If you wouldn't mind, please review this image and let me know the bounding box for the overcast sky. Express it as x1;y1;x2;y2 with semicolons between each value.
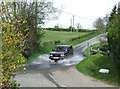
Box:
42;0;120;29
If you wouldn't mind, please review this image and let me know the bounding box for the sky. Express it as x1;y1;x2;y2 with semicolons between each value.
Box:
42;0;120;29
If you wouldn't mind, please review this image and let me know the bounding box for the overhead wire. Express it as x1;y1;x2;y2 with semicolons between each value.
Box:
61;10;95;20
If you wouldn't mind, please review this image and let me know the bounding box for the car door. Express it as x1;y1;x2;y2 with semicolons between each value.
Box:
67;47;72;57
70;46;73;55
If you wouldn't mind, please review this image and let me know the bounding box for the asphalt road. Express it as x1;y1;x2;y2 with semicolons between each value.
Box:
15;33;115;87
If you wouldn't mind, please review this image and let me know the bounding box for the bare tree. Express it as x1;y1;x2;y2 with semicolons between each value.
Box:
76;23;82;29
76;23;82;32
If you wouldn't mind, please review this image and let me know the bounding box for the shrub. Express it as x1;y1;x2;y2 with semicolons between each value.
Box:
1;3;29;88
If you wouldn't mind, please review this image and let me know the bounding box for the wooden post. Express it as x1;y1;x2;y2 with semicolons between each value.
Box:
90;45;92;51
88;42;90;56
98;47;100;52
107;48;110;56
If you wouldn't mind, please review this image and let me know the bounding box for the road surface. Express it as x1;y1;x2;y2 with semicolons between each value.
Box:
15;33;115;87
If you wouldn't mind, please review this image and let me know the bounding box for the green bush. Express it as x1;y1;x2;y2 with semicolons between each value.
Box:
108;15;120;68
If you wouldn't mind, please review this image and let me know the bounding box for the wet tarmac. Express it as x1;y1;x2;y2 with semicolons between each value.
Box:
25;33;106;72
25;45;86;72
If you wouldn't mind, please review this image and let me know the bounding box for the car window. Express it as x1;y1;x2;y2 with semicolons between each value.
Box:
68;47;71;51
70;46;73;49
55;47;67;52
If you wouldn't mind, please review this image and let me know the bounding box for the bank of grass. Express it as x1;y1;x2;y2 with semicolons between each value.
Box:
84;43;100;57
84;42;108;57
27;31;102;61
82;43;119;85
76;54;118;85
41;31;90;43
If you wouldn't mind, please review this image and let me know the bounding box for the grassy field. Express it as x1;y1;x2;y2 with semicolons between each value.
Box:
76;53;118;85
41;31;90;43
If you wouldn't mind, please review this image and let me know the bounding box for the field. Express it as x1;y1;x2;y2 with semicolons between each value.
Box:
41;31;90;43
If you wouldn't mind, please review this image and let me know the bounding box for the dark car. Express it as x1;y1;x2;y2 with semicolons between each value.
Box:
49;45;73;62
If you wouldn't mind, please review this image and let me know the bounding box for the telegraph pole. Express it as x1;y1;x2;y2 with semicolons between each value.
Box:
73;15;74;32
71;19;72;32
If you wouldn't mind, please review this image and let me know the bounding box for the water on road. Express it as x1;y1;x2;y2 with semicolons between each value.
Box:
27;53;85;71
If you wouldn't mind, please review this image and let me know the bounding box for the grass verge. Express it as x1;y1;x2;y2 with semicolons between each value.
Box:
76;54;118;86
84;43;100;57
84;42;108;57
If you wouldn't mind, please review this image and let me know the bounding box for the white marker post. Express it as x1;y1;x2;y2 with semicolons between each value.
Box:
118;1;120;14
88;42;90;56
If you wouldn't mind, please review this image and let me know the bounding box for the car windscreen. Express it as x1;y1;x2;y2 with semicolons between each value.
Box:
55;47;67;52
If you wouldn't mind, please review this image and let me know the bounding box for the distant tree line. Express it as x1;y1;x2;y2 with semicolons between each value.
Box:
42;28;97;32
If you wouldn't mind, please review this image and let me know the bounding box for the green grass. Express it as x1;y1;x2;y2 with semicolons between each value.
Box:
84;42;108;57
76;53;119;86
27;44;56;61
84;43;100;57
63;32;101;46
27;31;101;61
41;31;90;43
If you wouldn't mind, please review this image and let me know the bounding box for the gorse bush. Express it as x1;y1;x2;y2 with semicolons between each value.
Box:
1;2;29;88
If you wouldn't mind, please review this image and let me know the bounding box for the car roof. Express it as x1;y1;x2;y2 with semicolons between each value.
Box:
56;45;72;48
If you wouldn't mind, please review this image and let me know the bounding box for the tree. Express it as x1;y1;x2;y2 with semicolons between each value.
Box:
103;14;109;30
1;1;59;87
76;23;82;29
109;5;117;22
107;4;120;85
107;5;120;63
7;1;58;58
54;24;62;28
93;17;105;30
54;25;59;28
1;2;29;87
68;26;75;32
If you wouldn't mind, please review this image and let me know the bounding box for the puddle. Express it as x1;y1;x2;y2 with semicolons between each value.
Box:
27;54;86;70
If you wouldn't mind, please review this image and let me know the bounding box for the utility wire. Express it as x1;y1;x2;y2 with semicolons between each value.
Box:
62;10;95;20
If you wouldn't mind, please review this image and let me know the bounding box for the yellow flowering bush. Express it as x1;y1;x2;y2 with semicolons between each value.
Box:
1;2;29;88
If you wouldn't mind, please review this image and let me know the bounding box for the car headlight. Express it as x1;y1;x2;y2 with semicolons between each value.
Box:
50;54;53;56
61;54;65;56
